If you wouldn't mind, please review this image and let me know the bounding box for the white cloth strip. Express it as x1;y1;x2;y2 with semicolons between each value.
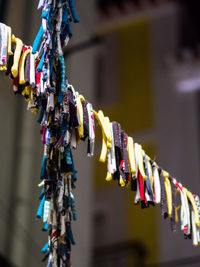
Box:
43;200;50;222
30;51;36;87
152;163;161;204
46;93;54;112
87;102;95;156
0;23;8;65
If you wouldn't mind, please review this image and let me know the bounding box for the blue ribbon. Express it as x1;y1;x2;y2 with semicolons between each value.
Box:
42;222;49;231
70;194;77;221
39;188;45;200
41;10;50;20
58;90;63;104
37;52;45;72
36;195;45;219
41;242;49;253
66;146;72;164
32;23;44;54
69;228;75;245
70;149;77;181
37;105;44;124
68;0;79;23
67;20;72;38
40;155;47;180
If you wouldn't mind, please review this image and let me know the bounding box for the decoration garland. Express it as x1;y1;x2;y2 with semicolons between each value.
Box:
0;0;200;266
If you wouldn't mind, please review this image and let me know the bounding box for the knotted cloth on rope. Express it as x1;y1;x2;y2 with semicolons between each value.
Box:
0;0;200;266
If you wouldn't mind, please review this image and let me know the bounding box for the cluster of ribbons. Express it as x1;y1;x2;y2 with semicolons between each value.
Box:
0;0;200;266
0;0;81;266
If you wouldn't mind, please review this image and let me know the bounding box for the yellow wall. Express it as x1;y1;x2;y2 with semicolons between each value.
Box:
93;19;159;264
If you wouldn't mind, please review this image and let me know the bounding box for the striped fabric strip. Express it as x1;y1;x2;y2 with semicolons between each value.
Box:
59;56;66;92
121;131;129;174
159;169;168;218
170;178;177;232
143;154;154;202
66;146;72;164
43;200;50;222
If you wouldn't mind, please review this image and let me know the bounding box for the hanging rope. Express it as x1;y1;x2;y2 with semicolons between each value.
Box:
0;0;200;266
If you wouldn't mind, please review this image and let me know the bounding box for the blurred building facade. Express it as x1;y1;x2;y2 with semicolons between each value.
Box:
1;0;200;267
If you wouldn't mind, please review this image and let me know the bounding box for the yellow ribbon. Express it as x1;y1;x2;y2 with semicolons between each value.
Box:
19;48;31;84
76;94;85;139
11;34;23;78
163;172;172;217
127;137;136;174
7;26;13;56
183;187;200;227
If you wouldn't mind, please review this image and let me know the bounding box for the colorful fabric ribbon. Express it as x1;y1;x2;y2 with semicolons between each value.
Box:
0;1;200;266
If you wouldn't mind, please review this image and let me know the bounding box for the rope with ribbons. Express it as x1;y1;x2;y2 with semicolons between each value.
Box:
0;0;200;266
